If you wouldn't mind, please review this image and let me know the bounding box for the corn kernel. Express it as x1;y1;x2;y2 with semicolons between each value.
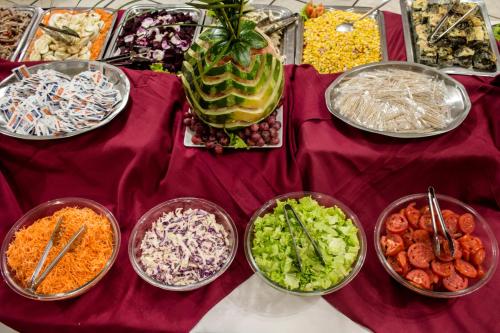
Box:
302;10;381;74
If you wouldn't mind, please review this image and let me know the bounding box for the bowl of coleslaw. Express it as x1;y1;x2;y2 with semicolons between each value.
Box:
128;197;238;291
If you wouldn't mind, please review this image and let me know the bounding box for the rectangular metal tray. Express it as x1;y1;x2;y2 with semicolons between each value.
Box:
295;6;388;66
103;4;205;61
400;0;500;77
17;7;118;61
1;6;43;61
203;4;296;65
184;107;284;149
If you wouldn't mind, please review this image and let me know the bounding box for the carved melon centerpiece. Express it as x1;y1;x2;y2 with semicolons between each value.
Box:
181;0;284;129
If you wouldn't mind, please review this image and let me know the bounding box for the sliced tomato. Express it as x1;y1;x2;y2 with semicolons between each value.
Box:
386;213;409;234
458;235;483;253
462;249;471;261
437;238;462;262
397;251;410;274
408;242;435;269
418;214;433;232
388;251;409;275
431;260;454;277
443;271;468;291
412;229;431;245
420;205;430;215
425;268;440;285
476;265;486;278
444;214;459;235
441;209;456;218
406;269;431;289
454;259;478;278
405;203;421;228
472;248;485;266
458;213;475;234
381;234;404;256
402;230;414;248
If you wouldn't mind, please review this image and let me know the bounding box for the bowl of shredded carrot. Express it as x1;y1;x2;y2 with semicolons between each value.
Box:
1;197;120;300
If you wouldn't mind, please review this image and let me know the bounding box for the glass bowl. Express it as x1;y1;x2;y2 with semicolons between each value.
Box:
375;193;499;298
129;197;238;291
1;197;121;301
244;191;367;296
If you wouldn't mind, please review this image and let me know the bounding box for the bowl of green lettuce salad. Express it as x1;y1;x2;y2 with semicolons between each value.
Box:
244;192;367;295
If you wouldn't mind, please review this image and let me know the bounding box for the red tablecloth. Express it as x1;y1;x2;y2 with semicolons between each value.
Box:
1;11;499;333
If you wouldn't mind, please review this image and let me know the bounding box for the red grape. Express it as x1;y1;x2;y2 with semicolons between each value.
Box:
191;135;202;145
259;122;269;131
250;124;259;132
270;137;279;145
273;121;281;130
214;144;223;154
251;133;261;142
269;128;278;138
267;116;276;126
257;138;265;147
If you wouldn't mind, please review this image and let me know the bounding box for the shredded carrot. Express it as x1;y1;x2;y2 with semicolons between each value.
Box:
6;207;114;295
26;8;114;60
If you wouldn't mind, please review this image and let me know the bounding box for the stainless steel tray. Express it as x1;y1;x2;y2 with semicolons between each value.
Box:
184;107;283;149
400;0;500;77
0;6;43;61
103;4;204;62
203;4;296;65
325;61;471;138
0;61;130;140
295;6;388;66
18;7;118;61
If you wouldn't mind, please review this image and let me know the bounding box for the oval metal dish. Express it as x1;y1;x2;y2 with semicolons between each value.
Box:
325;61;472;138
0;61;130;140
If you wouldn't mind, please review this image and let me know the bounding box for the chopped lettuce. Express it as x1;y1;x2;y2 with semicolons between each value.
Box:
494;24;500;41
252;196;360;291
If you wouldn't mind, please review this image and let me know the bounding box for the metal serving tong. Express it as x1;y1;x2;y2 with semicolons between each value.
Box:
100;51;150;66
28;217;87;292
257;13;299;35
39;23;80;42
427;186;455;257
283;203;326;272
428;0;479;44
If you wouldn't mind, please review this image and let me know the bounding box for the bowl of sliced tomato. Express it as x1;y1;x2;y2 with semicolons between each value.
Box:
375;193;498;298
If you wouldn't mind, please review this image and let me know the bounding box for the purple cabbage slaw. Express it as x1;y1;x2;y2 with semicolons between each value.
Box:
114;10;197;72
139;208;231;286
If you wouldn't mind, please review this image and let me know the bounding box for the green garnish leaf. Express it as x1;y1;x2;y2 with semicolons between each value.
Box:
240;29;267;49
231;41;251;67
228;132;248;148
208;39;230;62
150;63;169;73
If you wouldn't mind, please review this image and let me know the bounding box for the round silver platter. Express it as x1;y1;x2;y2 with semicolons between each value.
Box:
0;61;130;140
325;61;472;138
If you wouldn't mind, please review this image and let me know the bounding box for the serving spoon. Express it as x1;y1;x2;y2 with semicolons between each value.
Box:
336;0;391;33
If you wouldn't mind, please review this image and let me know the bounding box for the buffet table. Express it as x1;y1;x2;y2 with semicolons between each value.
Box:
0;11;499;333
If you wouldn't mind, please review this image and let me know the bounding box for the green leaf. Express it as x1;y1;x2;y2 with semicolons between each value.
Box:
208;40;230;63
200;27;229;42
239;19;256;32
227;132;248;148
150;63;169;73
240;29;267;49
231;41;251;67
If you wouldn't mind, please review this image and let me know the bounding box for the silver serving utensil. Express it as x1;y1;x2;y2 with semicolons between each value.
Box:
351;0;361;7
28;216;64;289
284;204;326;266
263;13;299;35
39;23;80;38
282;206;303;272
336;0;391;32
30;225;87;292
101;51;150;66
428;186;455;257
428;2;478;44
